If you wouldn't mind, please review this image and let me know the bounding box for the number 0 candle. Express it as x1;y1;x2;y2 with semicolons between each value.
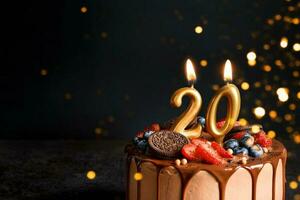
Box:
206;60;241;144
170;59;202;139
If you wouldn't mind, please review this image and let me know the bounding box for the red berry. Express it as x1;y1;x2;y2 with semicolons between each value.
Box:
191;138;208;146
136;131;144;138
150;123;160;132
254;131;272;147
231;131;247;140
216;119;240;129
196;143;227;165
181;144;201;161
211;142;233;158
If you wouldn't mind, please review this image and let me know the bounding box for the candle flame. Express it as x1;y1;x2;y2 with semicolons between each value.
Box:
224;59;232;82
185;59;197;82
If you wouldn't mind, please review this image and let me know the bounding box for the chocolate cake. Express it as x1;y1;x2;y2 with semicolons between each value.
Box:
125;122;287;200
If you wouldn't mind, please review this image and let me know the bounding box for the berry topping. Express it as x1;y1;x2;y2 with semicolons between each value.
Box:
248;144;264;157
136;131;144;138
211;142;233;158
254;131;272;147
196;143;227;165
223;139;239;150
181;144;201;161
239;135;255;148
231;131;250;140
150;123;161;132
233;147;249;155
216;120;240;129
137;140;148;151
190;138;209;146
144;131;154;139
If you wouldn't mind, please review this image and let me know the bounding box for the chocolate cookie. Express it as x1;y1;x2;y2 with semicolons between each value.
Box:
148;130;189;159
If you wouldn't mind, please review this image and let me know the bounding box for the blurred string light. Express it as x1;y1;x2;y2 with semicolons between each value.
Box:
267;130;276;138
200;59;208;67
86;170;96;180
276;87;289;102
241;82;250;90
280;37;288;48
247;51;257;66
290;181;298;189
253;107;265;119
251;125;261;133
238;118;248;126
293;43;300;52
80;6;88;13
269;110;278;119
194;26;203;34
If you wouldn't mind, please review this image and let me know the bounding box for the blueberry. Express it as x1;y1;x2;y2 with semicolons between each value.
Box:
239;135;255;148
144;131;154;139
248;144;264;158
137;139;148;151
233;147;249;155
197;116;206;127
223;139;239;150
132;137;140;145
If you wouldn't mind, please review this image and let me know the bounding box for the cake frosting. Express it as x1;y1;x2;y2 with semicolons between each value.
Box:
126;139;286;200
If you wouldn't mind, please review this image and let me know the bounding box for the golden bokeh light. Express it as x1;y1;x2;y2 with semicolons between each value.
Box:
253;107;266;119
263;65;272;72
267;130;276;138
276;87;289;102
293;71;300;78
280;37;288;48
269;110;277;119
251;125;261;133
194;26;203;34
134;172;143;181
80;6;88;13
238;118;248;126
40;69;48;76
86;170;96;180
248;60;256;66
95;127;103;135
200;59;208;67
265;85;272;91
293;43;300;52
247;51;256;61
289;103;296;111
284;114;293;121
212;84;220;91
297;92;300;99
293;134;300;144
290;181;298;189
241;82;250;90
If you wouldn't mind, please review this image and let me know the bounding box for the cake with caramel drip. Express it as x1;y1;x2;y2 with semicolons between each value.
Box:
125;120;287;200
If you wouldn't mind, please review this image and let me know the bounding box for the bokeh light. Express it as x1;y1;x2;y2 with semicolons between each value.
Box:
280;37;288;48
86;170;96;180
253;107;266;119
194;26;203;34
134;172;143;181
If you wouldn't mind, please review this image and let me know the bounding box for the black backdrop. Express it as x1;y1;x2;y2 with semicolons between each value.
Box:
1;0;292;139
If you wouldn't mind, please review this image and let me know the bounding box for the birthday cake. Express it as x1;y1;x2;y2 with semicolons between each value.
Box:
125;60;287;200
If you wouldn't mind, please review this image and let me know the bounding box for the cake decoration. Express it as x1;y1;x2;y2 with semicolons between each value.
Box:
148;130;189;158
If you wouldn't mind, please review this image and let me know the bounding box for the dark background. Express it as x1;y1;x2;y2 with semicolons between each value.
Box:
1;0;300;199
3;0;298;140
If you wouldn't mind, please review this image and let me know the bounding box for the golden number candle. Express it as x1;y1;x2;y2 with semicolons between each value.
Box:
206;60;241;144
170;59;202;139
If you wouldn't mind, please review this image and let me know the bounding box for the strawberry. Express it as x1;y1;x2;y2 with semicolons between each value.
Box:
211;141;233;158
191;138;208;146
150;123;160;132
181;144;201;161
196;143;227;165
231;131;247;140
254;131;272;147
216;119;240;129
136;131;144;138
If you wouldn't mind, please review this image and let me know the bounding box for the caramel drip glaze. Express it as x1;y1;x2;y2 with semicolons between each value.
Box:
126;139;287;200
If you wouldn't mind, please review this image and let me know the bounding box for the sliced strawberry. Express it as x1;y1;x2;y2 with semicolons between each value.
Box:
150;123;160;131
136;131;144;138
216;119;240;129
181;144;201;161
196;144;227;165
211;142;233;158
191;138;208;146
231;131;247;140
254;131;272;147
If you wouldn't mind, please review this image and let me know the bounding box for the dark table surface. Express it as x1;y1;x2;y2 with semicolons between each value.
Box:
0;139;298;200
